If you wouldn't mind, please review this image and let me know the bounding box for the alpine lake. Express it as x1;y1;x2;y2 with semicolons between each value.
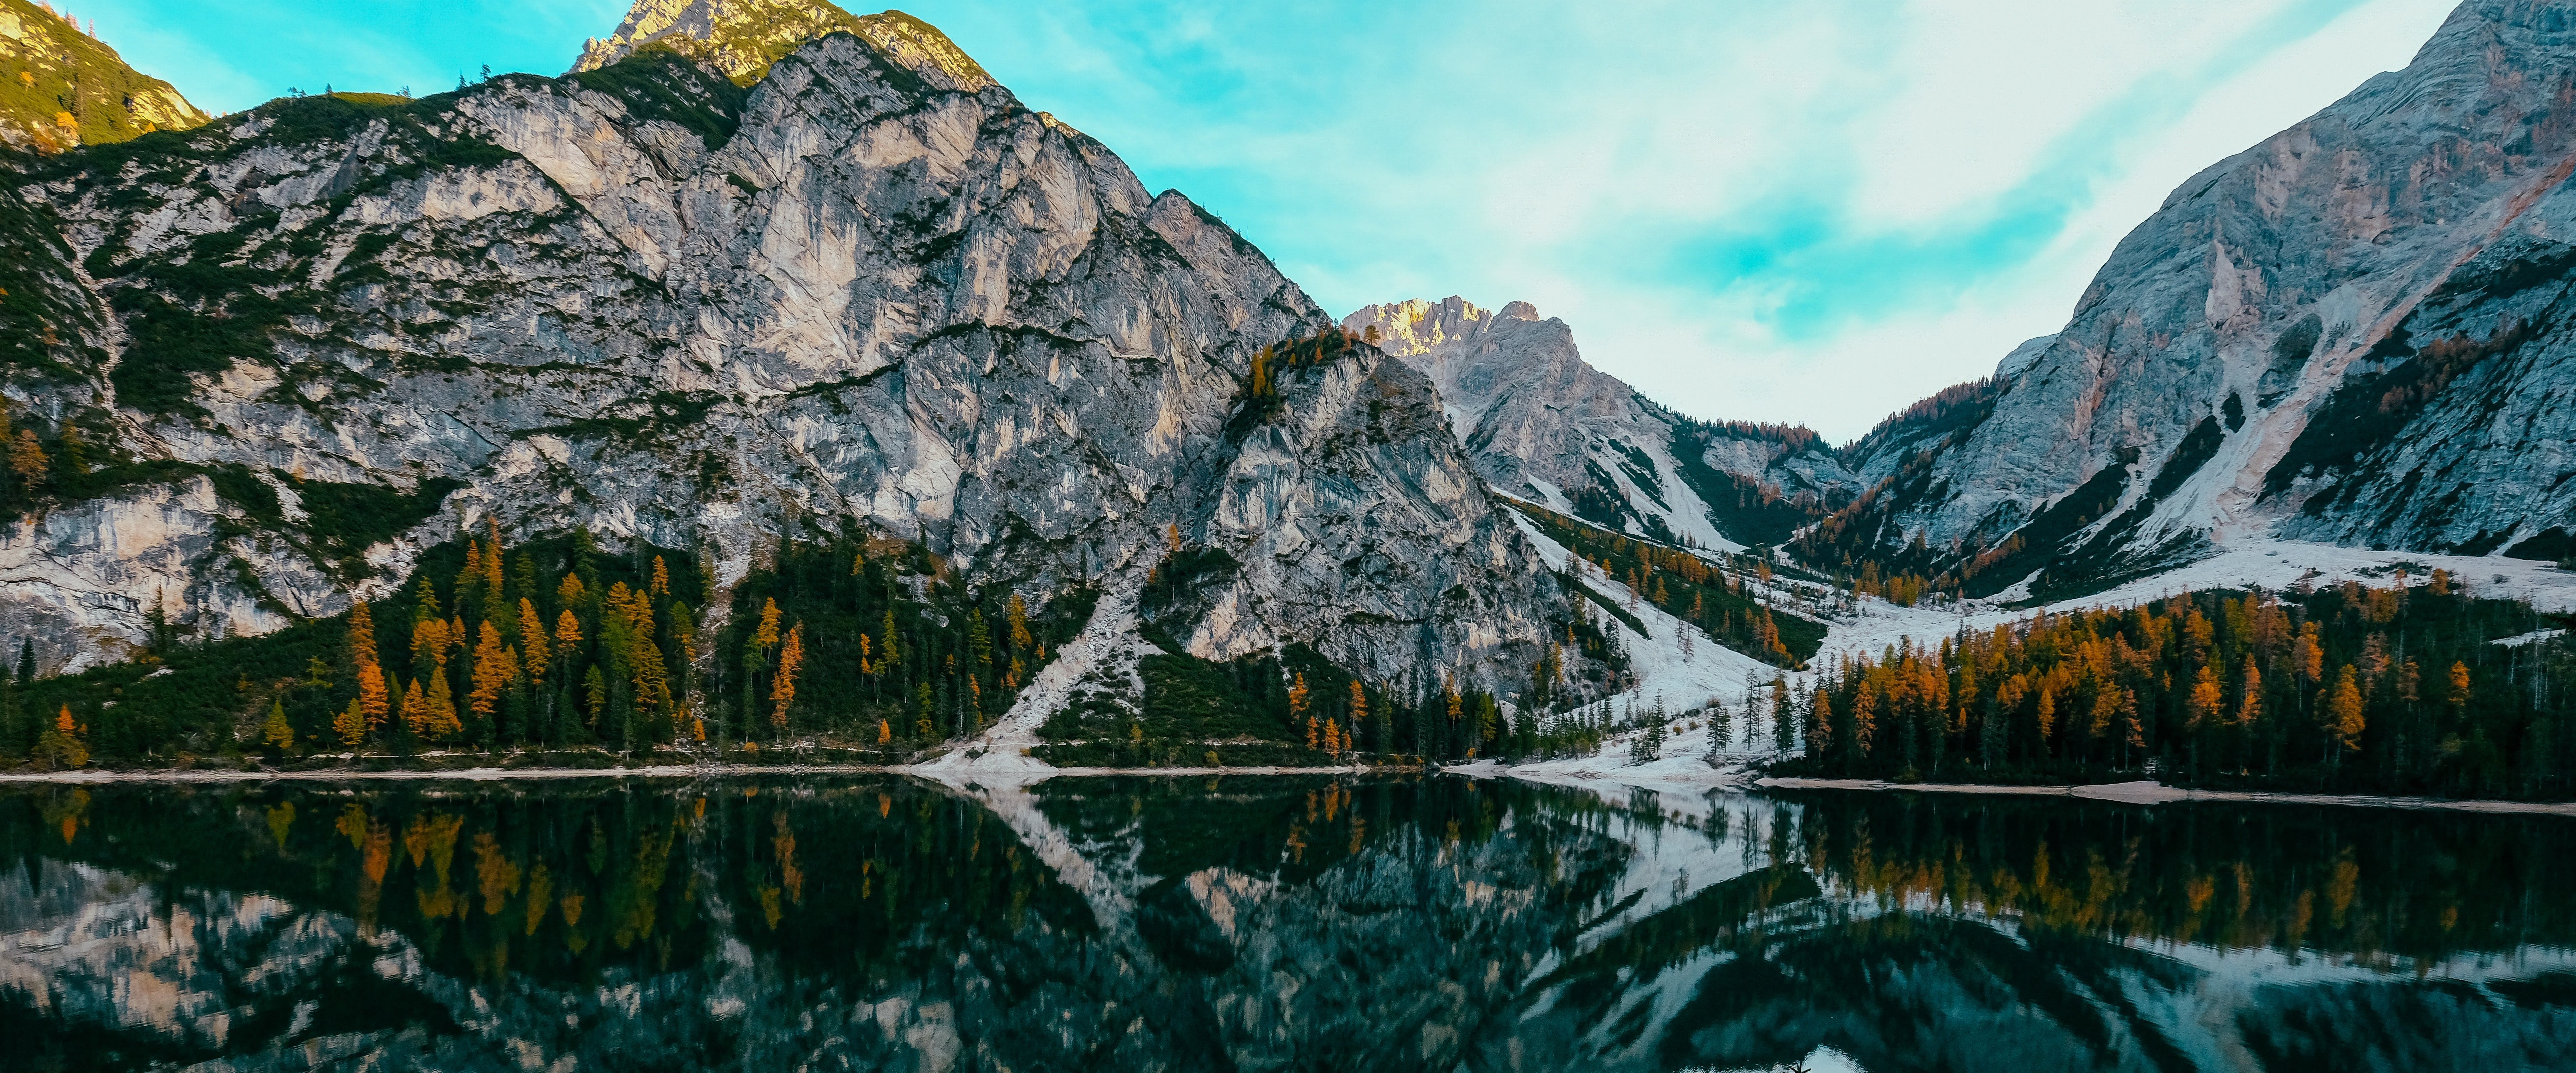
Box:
3;773;2572;1072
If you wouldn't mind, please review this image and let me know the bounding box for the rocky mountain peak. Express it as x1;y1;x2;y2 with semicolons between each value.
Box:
1342;296;1857;551
571;0;992;90
1774;0;2576;601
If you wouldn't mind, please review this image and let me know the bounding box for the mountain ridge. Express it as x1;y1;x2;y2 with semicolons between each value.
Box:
0;8;1595;725
0;0;205;152
572;0;992;90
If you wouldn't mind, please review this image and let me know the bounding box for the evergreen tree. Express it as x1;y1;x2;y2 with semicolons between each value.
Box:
35;704;85;768
262;698;294;754
0;670;21;757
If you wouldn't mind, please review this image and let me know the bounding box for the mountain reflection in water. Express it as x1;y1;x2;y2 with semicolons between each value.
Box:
0;776;2569;1072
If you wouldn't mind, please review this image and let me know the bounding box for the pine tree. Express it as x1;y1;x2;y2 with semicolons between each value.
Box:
1773;676;1796;752
334;698;368;749
2186;666;2223;731
2327;665;2366;761
604;583;669;744
397;678;422;738
412;615;447;673
36;704;85;768
262;697;295;754
583;665;608;733
469;622;513;725
1006;594;1032;652
8;429;45;484
460;540;485;603
482;519;505;601
349;603;388;733
771;622;805;731
650;555;670;596
424;671;461;741
518;599;550;680
0;671;20;757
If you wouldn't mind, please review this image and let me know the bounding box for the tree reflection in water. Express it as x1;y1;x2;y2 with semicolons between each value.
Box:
0;777;2568;1071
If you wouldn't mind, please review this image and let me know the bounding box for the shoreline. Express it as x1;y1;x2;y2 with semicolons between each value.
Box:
1753;776;2576;816
5;762;2571;816
0;759;1419;785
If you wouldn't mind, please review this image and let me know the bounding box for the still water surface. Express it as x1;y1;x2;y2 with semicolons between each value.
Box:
1;775;2571;1072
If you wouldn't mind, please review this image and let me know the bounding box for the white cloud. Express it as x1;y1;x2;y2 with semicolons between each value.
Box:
2034;0;2461;285
1299;0;2461;441
1845;0;2298;229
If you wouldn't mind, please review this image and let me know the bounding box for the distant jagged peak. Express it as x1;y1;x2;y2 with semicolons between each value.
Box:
1342;296;1551;357
571;0;994;91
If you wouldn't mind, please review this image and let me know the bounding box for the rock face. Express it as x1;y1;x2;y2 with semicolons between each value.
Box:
1343;296;1857;549
572;0;991;89
0;0;205;152
1819;0;2576;593
0;1;1573;689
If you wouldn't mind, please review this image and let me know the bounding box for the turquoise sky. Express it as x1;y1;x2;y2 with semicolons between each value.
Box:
66;0;2461;439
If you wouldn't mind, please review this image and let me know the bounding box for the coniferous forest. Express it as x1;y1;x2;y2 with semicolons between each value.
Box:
1768;571;2576;800
0;524;1105;767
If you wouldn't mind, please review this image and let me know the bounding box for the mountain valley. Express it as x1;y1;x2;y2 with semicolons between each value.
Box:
0;0;2574;784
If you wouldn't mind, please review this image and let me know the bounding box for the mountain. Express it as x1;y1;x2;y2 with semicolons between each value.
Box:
1342;297;1859;549
0;0;205;152
1803;0;2576;598
572;0;990;89
0;1;1580;705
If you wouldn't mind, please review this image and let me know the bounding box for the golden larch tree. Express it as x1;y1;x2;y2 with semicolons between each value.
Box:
469;622;514;721
518;598;550;680
2327;665;2366;756
771;622;806;729
10;429;49;482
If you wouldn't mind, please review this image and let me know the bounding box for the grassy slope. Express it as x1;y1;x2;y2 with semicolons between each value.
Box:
0;0;206;151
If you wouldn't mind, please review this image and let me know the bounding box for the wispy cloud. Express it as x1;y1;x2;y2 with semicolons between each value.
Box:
931;0;2458;440
79;0;2460;440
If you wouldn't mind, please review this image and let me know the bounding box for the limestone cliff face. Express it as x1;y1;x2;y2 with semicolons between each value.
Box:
0;5;1572;690
1343;296;1855;550
1825;0;2576;591
0;0;205;152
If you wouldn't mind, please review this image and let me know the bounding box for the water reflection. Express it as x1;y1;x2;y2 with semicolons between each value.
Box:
0;777;2569;1071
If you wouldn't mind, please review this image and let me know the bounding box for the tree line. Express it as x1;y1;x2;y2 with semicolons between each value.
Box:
1764;572;2576;799
0;524;1097;766
1515;502;1822;668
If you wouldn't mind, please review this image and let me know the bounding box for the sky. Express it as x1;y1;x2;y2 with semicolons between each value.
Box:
62;0;2463;441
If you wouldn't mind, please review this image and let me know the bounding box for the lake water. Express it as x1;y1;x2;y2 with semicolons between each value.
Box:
2;774;2572;1072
